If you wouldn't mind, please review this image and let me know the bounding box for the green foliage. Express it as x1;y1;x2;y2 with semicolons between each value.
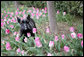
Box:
54;1;83;16
18;1;47;8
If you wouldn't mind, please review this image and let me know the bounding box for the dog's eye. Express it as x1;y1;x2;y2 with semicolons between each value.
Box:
22;21;24;23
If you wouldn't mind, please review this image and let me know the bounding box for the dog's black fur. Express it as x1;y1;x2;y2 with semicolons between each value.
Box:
17;15;36;42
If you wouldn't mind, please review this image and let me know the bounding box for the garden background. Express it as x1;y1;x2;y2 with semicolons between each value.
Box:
1;1;83;56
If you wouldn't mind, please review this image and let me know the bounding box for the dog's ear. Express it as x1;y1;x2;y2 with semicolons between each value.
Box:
17;17;21;24
27;15;30;20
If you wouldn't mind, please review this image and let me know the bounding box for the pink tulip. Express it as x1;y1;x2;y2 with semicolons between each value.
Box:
28;10;32;13
23;14;27;19
57;10;59;14
7;21;9;24
36;13;39;16
4;17;6;19
6;15;8;17
35;37;40;41
10;12;14;15
15;11;18;15
6;42;12;50
1;19;4;21
33;28;37;33
4;22;6;25
10;25;14;28
36;16;39;19
15;36;20;42
33;10;36;13
63;12;66;15
77;33;83;39
27;33;31;37
44;7;47;11
42;9;44;12
13;19;16;23
24;37;27;43
35;37;42;48
44;10;47;13
10;14;12;17
19;11;22;14
36;8;39;13
11;19;13;22
49;41;54;48
5;29;10;34
70;27;74;32
22;11;25;15
8;19;11;21
16;48;21;53
47;53;52;56
4;19;6;21
64;46;70;52
17;8;19;10
32;7;35;10
39;12;42;16
61;34;65;39
31;13;34;16
71;32;76;38
31;13;34;18
4;11;6;13
43;14;46;17
1;13;3;15
46;27;50;33
1;22;4;27
21;50;25;55
13;32;18;36
55;36;58;41
81;40;83;47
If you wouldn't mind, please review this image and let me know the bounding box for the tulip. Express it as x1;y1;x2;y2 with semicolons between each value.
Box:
16;48;21;53
6;42;12;50
57;10;59;14
24;37;27;43
46;27;50;33
33;28;37;33
63;12;66;15
61;34;65;39
55;36;58;41
15;36;19;42
77;33;83;39
47;53;52;56
35;37;42;48
49;41;54;48
70;27;74;32
71;32;76;38
64;46;70;52
5;29;10;34
27;33;31;37
81;40;83;47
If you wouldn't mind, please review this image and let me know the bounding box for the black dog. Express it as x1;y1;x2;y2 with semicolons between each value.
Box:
17;15;36;42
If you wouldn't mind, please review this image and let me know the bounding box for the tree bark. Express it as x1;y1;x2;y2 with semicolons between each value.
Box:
14;1;18;9
47;1;58;34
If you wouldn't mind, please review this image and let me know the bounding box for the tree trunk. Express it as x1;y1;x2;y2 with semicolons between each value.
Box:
14;1;18;9
47;1;58;34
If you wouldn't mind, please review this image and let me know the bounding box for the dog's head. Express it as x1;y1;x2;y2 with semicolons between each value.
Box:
17;15;32;30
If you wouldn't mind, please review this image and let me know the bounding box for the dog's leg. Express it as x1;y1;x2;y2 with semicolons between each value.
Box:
31;32;35;39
